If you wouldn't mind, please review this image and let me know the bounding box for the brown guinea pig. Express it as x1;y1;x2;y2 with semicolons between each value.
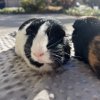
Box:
72;16;100;78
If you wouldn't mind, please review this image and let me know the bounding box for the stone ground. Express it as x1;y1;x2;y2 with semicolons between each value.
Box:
0;14;100;100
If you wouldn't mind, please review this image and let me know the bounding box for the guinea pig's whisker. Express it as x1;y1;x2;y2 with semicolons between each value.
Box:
51;53;62;58
51;49;62;53
48;24;53;37
50;48;62;51
53;57;62;65
52;51;63;56
62;44;69;47
48;38;62;49
64;52;70;56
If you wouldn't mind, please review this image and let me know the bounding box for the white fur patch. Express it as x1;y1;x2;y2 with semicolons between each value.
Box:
31;22;52;63
15;20;33;57
15;30;27;57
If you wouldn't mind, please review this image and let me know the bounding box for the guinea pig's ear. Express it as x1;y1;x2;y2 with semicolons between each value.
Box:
25;23;40;36
26;19;46;36
26;28;34;36
73;19;86;30
73;17;100;30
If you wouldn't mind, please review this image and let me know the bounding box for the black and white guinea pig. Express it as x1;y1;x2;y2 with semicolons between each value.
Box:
15;18;71;73
72;16;100;78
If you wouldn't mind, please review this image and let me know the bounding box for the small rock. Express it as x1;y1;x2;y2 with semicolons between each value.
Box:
67;86;73;90
76;82;80;85
33;90;50;100
59;89;64;93
93;95;98;100
83;88;90;92
82;79;87;84
89;76;93;80
45;86;50;90
91;84;96;88
62;80;65;84
75;92;81;97
55;75;59;79
67;96;71;100
49;93;55;99
53;83;57;87
96;81;100;84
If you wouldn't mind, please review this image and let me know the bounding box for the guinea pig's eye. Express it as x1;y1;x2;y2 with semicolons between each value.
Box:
47;38;63;49
57;44;63;48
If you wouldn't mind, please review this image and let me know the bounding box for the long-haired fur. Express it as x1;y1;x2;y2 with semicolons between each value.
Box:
72;16;100;78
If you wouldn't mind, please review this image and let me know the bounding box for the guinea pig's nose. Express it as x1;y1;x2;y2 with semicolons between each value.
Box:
33;52;44;58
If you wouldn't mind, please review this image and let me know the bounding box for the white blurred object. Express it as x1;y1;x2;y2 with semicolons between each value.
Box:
76;2;80;7
93;6;99;10
33;90;50;100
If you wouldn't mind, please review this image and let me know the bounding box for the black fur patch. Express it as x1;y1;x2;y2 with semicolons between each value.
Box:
72;17;100;63
46;21;70;67
19;18;36;30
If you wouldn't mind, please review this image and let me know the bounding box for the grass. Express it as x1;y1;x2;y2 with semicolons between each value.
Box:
65;6;100;17
0;6;63;14
0;7;25;14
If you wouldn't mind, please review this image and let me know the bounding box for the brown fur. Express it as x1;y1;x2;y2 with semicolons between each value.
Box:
88;35;100;77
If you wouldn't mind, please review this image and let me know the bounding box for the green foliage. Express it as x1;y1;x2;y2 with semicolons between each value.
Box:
21;0;46;13
65;6;100;16
0;7;24;14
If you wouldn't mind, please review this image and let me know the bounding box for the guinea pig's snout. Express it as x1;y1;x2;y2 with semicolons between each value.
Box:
33;52;44;58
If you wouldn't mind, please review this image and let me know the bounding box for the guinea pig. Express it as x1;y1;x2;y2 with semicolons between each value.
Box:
15;18;71;73
72;16;100;78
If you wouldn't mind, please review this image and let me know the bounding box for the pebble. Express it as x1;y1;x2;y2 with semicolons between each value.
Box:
67;86;73;90
59;89;64;93
93;95;99;100
33;90;50;100
91;84;96;88
83;88;90;92
67;96;71;100
82;79;87;84
75;92;81;97
49;93;55;99
55;75;59;79
76;82;80;85
53;83;57;87
89;76;93;80
45;86;50;90
96;81;100;84
62;80;65;84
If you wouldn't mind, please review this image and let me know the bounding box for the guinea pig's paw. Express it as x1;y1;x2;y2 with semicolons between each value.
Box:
15;39;19;55
54;66;66;74
15;47;20;56
38;64;53;74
